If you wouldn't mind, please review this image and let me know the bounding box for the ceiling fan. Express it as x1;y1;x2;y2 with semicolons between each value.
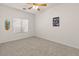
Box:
28;3;47;11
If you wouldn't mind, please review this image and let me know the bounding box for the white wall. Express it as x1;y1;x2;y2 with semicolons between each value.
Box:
0;4;35;43
35;4;79;48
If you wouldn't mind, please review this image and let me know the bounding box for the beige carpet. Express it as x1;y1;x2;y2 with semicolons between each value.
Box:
0;36;79;56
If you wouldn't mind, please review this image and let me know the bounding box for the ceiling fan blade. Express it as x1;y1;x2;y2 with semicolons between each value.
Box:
28;7;32;9
37;8;40;11
33;3;47;6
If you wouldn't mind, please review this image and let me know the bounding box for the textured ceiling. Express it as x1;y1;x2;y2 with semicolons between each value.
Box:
2;3;61;14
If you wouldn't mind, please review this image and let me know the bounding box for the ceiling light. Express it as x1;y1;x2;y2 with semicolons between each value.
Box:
32;5;39;9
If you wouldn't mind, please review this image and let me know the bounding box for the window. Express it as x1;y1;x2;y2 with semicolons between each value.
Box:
13;18;28;32
22;19;28;32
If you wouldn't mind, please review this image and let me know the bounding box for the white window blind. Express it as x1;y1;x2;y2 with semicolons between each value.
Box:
22;19;28;32
13;18;28;32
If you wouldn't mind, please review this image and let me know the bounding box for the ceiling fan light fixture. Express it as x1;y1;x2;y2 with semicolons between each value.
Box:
33;5;39;9
28;3;47;11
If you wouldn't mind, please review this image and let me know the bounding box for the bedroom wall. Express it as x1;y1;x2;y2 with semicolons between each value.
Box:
0;4;35;43
35;4;79;48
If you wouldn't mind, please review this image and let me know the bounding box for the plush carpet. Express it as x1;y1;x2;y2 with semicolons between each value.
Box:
0;36;79;56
